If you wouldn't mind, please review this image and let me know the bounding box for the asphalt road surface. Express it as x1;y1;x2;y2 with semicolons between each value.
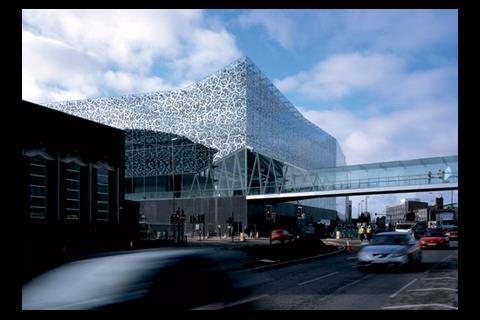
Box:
234;246;458;310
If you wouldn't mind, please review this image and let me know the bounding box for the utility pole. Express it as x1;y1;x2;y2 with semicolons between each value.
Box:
231;211;234;243
171;137;177;242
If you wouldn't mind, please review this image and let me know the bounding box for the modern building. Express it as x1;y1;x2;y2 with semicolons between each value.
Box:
18;101;139;282
386;200;429;225
39;57;346;237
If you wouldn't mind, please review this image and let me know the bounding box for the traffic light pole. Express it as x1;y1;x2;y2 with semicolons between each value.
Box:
231;211;234;243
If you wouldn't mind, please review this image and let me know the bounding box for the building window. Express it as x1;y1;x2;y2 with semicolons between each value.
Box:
29;157;46;219
96;167;109;221
65;162;81;220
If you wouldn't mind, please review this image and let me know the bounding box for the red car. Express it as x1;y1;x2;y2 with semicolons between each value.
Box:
419;229;449;249
271;229;293;243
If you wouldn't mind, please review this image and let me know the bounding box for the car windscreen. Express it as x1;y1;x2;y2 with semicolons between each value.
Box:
370;235;409;245
424;230;445;237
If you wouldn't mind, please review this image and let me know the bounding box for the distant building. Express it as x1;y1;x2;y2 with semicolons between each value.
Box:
413;208;428;221
386;200;428;225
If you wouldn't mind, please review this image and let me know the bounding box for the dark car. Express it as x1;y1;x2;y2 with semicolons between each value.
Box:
22;248;256;310
412;221;428;240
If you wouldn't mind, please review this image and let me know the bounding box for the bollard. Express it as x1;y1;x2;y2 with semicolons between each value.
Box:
346;240;352;252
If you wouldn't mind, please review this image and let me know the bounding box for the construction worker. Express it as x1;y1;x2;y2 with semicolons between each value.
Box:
366;225;373;241
358;224;366;241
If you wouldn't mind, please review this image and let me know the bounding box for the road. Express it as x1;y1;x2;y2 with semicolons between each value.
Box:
233;245;458;310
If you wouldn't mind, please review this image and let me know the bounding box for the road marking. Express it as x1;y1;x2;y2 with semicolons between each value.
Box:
259;259;279;263
298;271;339;286
248;247;345;271
336;274;370;292
389;278;418;299
407;287;458;292
420;277;457;281
381;303;457;310
346;256;357;260
192;294;270;310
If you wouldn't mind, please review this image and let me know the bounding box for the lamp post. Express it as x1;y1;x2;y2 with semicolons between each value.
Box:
171;137;178;242
365;196;370;221
361;200;364;215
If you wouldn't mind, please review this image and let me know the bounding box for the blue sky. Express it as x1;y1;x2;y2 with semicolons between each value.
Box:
22;9;458;218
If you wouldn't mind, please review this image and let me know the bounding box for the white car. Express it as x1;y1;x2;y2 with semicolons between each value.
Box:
357;232;422;270
395;223;414;233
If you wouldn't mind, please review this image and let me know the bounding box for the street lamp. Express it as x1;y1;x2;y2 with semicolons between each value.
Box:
171;137;178;241
365;195;370;214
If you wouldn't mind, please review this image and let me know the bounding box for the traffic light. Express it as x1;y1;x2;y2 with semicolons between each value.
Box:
297;206;304;219
265;205;272;220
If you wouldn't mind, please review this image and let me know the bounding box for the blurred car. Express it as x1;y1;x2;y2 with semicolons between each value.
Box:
357;232;422;270
419;228;449;249
271;229;293;243
395;223;414;233
22;248;256;310
444;227;458;241
412;221;428;240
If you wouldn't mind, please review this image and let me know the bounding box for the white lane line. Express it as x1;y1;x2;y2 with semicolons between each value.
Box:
318;274;371;302
420;277;457;281
192;294;270;310
407;288;458;292
297;271;339;286
222;294;270;309
381;303;458;310
389;278;418;299
249;247;345;271
336;274;370;292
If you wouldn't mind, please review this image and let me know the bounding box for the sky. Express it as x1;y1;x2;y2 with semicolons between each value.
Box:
21;9;458;218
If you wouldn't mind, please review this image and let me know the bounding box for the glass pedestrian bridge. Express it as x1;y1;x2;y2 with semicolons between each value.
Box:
246;155;458;201
126;154;457;202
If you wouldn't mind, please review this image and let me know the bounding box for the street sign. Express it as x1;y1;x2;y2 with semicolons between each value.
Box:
195;224;200;230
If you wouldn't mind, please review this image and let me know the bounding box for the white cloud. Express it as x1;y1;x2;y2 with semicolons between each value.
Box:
298;101;457;165
237;10;295;49
22;9;242;103
275;52;406;101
